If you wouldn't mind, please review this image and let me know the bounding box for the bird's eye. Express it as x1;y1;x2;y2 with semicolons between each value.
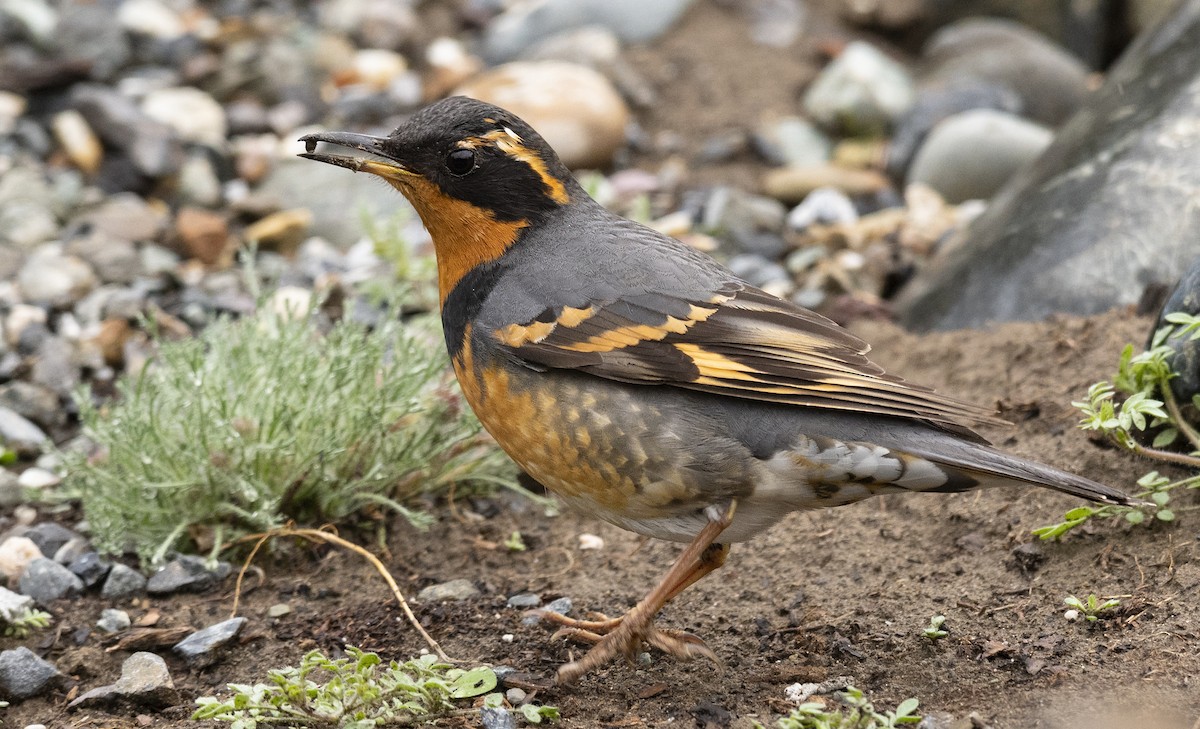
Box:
446;148;476;176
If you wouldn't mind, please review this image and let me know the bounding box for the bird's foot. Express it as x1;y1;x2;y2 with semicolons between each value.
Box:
533;606;717;685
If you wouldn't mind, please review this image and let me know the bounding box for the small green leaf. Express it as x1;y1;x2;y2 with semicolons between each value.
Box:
450;667;497;698
1152;428;1179;448
1156;508;1175;521
894;698;919;717
1125;510;1145;524
1064;506;1095;520
1152;491;1170;506
522;703;545;724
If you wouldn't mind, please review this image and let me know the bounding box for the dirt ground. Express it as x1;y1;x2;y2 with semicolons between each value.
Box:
7;3;1199;727
8;308;1199;728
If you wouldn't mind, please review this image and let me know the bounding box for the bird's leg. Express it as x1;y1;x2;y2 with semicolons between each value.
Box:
548;501;736;685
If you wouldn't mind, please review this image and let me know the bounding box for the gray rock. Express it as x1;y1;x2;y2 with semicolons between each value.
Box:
68;651;177;708
65;229;140;285
0;381;63;430
1155;255;1200;409
24;523;79;560
72;192;167;243
266;603;291;618
101;563;147;598
742;0;806;48
887;81;1024;179
258;158;415;248
897;2;1200;330
141;87;227;148
803;41;915;135
145;554;230;594
908;109;1053;203
727;254;792;293
0;166;57;246
71;85;183;178
752;116;833;168
0;407;47;457
524;596;572;626
481;707;517;729
787;188;859;231
0;585;34;622
31;337;81;396
176;153;222;207
920;18;1090;127
506;592;542;609
482;0;694;62
54;3;130;81
68;552;111;587
700;187;788;258
19;557;84;603
172;617;246;665
53;536;91;565
417;578;480;602
96;608;131;633
140;245;180;277
17;244;98;307
0;646;60;700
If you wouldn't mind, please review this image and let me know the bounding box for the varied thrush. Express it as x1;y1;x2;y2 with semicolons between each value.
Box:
300;96;1139;685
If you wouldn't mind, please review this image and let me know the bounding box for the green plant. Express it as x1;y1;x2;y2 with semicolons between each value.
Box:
1063;594;1120;623
1034;316;1200;540
922;614;947;640
2;608;51;637
503;530;527;552
63;297;519;566
193;647;557;727
767;687;920;729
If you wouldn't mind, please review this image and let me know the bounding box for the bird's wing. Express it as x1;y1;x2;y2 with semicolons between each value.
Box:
486;236;1004;430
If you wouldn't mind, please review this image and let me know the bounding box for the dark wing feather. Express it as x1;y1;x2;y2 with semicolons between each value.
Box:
478;212;1003;429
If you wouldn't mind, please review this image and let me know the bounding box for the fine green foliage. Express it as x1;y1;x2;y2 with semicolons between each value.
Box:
2;608;51;637
922;614;947;640
767;688;921;729
193;647;558;727
503;530;527;552
1034;316;1200;540
1064;594;1120;623
63;299;516;566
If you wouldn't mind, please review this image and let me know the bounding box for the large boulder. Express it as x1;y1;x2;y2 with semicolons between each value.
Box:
897;0;1200;331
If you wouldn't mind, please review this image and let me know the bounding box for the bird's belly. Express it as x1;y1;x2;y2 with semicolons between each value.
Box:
452;353;757;537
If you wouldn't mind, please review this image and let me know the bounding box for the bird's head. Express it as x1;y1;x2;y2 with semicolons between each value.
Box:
300;97;581;299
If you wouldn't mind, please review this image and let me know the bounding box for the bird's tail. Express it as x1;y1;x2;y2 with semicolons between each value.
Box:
909;440;1146;507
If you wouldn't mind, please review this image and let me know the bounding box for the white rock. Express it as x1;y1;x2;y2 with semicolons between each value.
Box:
141;87;227;148
0;585;34;622
455;61;629;169
351;49;408;91
0;537;43;586
17;244;98;307
17;468;60;489
5;304;47;347
0;91;28;136
578;533;605;550
118;0;186;38
803;41;915;134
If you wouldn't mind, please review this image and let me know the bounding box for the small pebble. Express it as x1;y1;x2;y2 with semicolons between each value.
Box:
18;468;61;490
96;608;131;633
501;633;514;643
267;603;292;618
417;578;480;602
172;617;246;665
506;687;527;703
506;592;542;609
1064;609;1080;621
578;534;604;550
102;563;148;598
480;707;517;729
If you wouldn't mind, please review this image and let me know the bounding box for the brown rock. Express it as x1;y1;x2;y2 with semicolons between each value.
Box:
455;61;630;169
95;318;132;367
174;208;230;265
762;164;890;204
243;208;313;254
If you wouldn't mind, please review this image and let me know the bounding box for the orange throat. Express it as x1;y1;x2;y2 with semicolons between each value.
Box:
385;176;528;303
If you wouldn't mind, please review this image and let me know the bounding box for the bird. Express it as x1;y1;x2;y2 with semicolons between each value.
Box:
299;96;1140;685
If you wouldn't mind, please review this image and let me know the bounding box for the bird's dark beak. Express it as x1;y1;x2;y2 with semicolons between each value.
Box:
297;131;418;181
